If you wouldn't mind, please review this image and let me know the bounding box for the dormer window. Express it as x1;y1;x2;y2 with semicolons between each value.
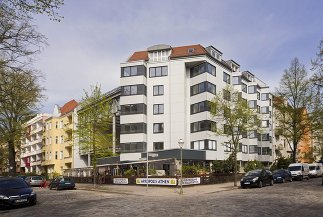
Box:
148;50;170;62
188;48;195;54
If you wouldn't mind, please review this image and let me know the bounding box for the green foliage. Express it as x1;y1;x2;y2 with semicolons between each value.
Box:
124;169;136;176
212;154;240;174
148;168;156;175
182;165;200;176
270;157;292;171
244;160;264;173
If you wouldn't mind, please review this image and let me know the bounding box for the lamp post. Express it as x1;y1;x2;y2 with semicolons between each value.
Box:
178;139;184;195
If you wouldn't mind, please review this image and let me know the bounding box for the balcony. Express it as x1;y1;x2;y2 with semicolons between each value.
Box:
30;160;42;166
30;127;43;135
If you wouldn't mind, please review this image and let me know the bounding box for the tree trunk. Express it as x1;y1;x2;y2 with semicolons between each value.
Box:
92;123;97;187
234;151;237;187
8;139;16;176
292;140;297;163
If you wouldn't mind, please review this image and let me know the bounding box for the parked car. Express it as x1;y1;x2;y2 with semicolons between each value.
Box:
240;169;273;188
273;169;293;183
0;177;37;207
25;176;45;187
16;175;28;181
308;163;323;178
49;177;75;190
288;163;309;181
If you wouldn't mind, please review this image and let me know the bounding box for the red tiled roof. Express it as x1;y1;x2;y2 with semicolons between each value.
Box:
60;100;78;115
127;44;208;62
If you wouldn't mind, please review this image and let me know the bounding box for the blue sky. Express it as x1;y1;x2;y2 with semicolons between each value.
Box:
33;0;323;113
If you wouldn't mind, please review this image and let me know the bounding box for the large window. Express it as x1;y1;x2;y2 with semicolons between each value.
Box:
190;140;217;150
262;120;270;128
239;144;248;153
248;85;257;94
120;142;146;153
191;101;210;114
241;83;247;93
121;65;146;77
224;142;232;152
120;123;146;134
191;120;216;133
232;76;241;85
120;103;146;115
190;62;216;77
153;123;164;133
262;147;271;155
149;66;168;77
191;81;216;96
153;85;164;96
261;106;269;114
153;142;164;151
121;84;146;96
249;145;258;154
261;93;269;101
153;104;164;115
248;100;257;109
223;72;231;84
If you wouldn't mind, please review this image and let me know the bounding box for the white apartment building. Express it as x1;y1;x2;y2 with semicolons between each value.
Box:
20;114;50;174
109;44;274;171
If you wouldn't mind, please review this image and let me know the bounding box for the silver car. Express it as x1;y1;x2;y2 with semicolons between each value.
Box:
25;176;45;187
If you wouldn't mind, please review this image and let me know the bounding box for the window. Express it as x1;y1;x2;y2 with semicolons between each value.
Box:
49;122;52;129
46;123;48;130
232;76;241;85
224;142;232;152
261;93;269;101
191;101;210;114
49;151;52;160
241;83;247;93
149;50;169;62
120;103;146;115
55;122;58;129
120;142;146;153
223;72;231;84
120;123;147;134
248;100;257;109
249;145;258;154
153;85;164;96
153;142;164;151
232;92;242;102
248;130;257;139
260;134;270;141
262;147;271;155
257;92;260;100
241;144;248;153
121;84;146;96
60;151;63;160
60;121;63;129
60;135;64;144
149;66;168;77
261;106;269;114
153;104;164;115
49;136;52;145
121;65;146;77
262;120;269;128
208;140;217;150
153;123;164;133
223;89;231;101
248;85;257;94
55;151;58;160
191;120;216;133
191;81;216;96
190;62;216;77
191;140;205;150
55;136;58;144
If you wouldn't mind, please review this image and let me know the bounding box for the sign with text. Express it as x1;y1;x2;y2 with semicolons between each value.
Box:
136;178;177;186
113;178;129;185
181;177;201;185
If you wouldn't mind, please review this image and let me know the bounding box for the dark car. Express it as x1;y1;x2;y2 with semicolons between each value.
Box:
0;177;37;207
49;177;75;190
273;169;293;183
240;169;274;188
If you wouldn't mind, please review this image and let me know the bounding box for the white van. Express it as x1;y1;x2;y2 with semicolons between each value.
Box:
309;163;323;177
288;163;309;181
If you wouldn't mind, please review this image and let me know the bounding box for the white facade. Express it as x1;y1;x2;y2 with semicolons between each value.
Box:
119;44;274;164
20;113;51;174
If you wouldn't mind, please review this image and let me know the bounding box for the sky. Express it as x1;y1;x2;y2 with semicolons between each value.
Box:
33;0;323;113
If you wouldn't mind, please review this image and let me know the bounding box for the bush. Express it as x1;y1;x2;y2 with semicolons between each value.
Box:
270;157;292;171
124;169;136;176
212;154;240;174
244;160;263;172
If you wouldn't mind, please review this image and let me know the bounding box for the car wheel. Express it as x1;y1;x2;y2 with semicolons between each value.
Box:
290;177;293;182
270;179;274;186
49;185;53;190
29;199;37;206
282;178;285;183
56;186;60;191
258;181;263;188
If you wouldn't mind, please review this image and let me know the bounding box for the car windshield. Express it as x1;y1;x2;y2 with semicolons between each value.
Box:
309;166;316;170
32;176;43;180
289;166;301;171
273;170;284;175
245;170;261;176
63;178;72;182
0;179;29;189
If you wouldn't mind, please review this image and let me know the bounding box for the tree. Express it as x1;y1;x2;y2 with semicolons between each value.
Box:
210;86;262;187
275;58;313;163
244;160;263;173
0;66;44;176
74;85;114;186
270;157;292;171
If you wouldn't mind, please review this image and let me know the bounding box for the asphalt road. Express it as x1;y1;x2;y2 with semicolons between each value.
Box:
1;177;322;217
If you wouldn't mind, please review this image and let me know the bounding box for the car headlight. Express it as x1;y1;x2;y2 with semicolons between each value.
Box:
240;179;243;182
0;195;9;199
30;191;36;196
252;177;259;182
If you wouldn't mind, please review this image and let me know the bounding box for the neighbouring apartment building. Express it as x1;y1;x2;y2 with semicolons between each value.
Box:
42;100;78;177
93;44;274;174
20;114;50;174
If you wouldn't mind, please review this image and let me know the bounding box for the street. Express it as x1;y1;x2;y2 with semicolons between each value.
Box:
1;177;322;217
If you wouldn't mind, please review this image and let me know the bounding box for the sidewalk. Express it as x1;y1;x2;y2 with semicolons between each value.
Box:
75;182;239;197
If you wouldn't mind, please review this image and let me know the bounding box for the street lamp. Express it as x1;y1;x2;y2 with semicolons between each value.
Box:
178;139;184;195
